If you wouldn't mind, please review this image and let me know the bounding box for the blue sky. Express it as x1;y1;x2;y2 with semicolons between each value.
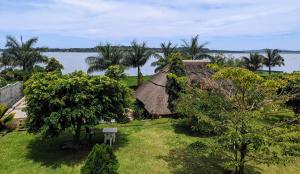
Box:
0;0;299;50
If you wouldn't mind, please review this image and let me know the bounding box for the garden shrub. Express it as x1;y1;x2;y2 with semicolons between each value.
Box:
81;144;119;174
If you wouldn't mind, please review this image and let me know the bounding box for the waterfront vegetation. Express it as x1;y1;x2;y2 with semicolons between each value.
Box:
2;34;300;174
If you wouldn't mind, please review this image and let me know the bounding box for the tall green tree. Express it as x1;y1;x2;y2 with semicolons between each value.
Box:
124;40;153;87
182;35;211;60
24;71;132;144
86;43;124;74
151;42;177;73
3;36;48;72
263;49;284;74
212;67;297;174
242;53;263;71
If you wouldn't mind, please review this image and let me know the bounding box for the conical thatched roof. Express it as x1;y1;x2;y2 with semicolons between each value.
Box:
135;60;211;116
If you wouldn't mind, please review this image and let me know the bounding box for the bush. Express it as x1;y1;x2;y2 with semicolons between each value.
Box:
81;144;119;174
132;100;150;120
0;77;7;88
105;65;126;80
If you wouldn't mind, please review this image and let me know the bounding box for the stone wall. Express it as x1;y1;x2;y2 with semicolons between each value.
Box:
0;82;23;107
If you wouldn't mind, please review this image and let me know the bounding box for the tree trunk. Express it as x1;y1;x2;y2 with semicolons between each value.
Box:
237;143;247;174
73;123;82;145
268;65;271;75
137;66;142;87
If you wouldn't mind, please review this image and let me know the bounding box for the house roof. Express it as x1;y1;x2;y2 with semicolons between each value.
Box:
135;60;211;115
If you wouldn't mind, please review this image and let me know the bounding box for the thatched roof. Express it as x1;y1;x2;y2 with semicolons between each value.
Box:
135;60;211;116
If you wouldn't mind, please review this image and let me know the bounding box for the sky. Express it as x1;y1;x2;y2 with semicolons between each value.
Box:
0;0;299;50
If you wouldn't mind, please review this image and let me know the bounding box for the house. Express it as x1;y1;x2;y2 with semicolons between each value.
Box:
135;60;212;116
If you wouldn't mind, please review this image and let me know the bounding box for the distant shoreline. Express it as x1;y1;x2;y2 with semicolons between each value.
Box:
1;48;300;54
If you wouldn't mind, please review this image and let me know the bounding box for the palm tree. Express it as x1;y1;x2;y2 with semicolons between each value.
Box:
151;42;177;73
3;36;48;72
242;53;263;71
124;40;153;87
182;35;211;60
263;49;284;74
86;43;124;74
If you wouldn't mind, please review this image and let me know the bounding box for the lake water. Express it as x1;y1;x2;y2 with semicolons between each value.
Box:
2;52;300;75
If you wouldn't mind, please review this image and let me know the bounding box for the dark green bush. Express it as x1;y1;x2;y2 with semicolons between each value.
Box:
0;77;7;88
81;144;119;174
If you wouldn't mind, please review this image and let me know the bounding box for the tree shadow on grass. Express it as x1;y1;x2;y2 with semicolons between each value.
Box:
26;128;129;169
159;142;262;174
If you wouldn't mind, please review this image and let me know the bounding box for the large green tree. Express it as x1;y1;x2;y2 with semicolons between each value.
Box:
182;35;212;60
24;71;132;144
124;40;153;87
211;67;298;174
86;43;124;74
151;42;177;73
3;36;48;72
242;53;263;71
263;49;284;74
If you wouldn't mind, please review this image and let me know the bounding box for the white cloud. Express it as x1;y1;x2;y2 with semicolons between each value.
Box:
0;0;299;41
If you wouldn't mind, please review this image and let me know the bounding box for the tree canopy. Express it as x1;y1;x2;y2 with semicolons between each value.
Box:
24;71;132;143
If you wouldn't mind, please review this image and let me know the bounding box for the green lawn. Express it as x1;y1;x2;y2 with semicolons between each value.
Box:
123;75;152;87
0;118;300;174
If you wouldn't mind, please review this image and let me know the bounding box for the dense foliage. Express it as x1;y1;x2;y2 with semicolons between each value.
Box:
45;57;64;72
175;88;232;135
104;65;126;80
0;104;14;131
24;71;132;143
165;53;188;111
81;144;119;174
0;76;7;88
280;72;300;117
211;67;298;173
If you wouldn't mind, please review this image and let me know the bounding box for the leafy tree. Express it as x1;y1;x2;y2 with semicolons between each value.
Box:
242;53;263;71
182;35;212;60
46;57;64;72
81;144;118;174
24;71;132;144
0;104;14;131
151;42;177;72
263;49;284;74
86;43;124;74
124;40;153;87
175;88;232;135
280;73;300;118
105;65;126;80
211;67;296;174
3;36;48;72
165;53;188;111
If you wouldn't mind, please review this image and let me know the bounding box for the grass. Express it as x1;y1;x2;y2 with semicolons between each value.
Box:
0;118;300;174
123;75;152;87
